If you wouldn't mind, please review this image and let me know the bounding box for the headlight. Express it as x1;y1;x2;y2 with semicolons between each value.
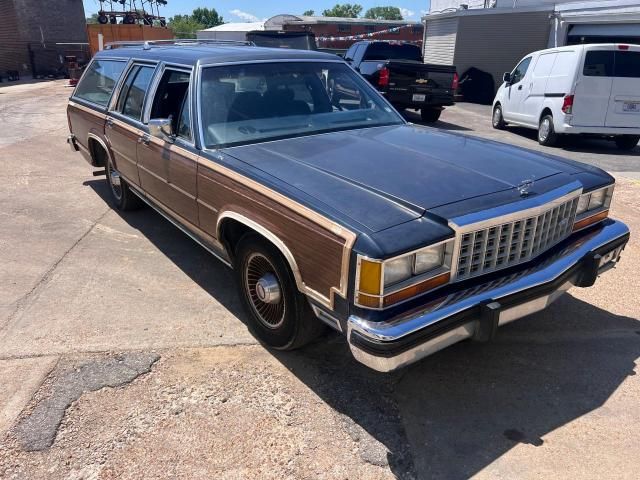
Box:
573;185;614;232
384;256;413;287
356;241;453;309
414;245;445;275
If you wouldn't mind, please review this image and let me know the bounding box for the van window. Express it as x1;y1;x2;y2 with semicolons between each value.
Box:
615;51;640;78
74;60;126;107
583;50;640;78
116;65;155;122
583;51;614;77
511;57;531;84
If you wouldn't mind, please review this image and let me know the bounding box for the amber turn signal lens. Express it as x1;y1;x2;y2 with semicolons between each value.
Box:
383;272;451;308
358;259;382;295
573;210;608;232
356;293;382;309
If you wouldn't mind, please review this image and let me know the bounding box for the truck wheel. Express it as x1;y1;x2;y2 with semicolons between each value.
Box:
421;108;442;123
492;104;506;130
235;235;325;351
614;135;639;151
106;155;142;211
538;114;559;147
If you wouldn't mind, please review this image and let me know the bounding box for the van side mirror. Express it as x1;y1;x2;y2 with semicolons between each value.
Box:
503;72;511;84
149;118;174;142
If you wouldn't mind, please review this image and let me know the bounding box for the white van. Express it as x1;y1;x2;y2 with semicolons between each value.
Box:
492;44;640;150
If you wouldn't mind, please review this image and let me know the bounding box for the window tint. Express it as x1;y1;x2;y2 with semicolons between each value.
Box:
344;44;358;60
150;68;192;141
363;43;422;61
511;57;531;84
583;51;613;77
614;51;640;78
117;65;155;121
74;60;125;107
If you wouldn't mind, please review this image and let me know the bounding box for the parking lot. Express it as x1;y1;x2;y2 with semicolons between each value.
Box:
0;80;639;479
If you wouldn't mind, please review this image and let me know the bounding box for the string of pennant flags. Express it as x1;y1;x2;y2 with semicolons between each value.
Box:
316;24;418;43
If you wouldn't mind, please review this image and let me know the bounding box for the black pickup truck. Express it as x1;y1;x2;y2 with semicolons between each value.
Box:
344;41;457;122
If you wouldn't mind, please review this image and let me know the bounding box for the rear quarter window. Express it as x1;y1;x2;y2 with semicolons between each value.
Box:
74;59;126;107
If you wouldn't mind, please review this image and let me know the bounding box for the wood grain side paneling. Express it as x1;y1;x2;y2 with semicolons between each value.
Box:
197;158;354;308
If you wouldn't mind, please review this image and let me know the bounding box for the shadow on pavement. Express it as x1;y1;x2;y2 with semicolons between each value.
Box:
84;178;639;480
402;110;473;132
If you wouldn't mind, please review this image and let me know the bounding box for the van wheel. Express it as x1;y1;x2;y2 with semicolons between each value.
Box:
106;155;142;211
614;135;639;151
235;235;325;351
421;108;442;123
538;114;559;147
492;104;506;129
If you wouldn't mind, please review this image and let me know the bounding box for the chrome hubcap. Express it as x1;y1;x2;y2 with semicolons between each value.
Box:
540;119;550;140
107;160;122;200
245;253;285;329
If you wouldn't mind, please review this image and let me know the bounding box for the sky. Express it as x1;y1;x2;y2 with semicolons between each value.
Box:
82;1;432;22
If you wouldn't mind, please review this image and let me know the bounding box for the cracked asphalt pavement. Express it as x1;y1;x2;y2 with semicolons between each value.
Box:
0;80;639;479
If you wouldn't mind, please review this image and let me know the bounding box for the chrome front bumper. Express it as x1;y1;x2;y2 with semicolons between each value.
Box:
347;219;630;372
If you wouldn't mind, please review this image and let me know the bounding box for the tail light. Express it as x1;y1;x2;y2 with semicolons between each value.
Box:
562;94;574;114
619;44;630;50
452;72;459;91
378;67;390;87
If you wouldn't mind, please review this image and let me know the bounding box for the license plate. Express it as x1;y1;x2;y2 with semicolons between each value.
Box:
623;102;640;112
412;94;426;102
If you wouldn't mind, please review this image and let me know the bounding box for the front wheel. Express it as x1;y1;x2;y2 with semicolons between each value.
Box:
421;108;442;123
538;114;559;147
614;135;639;151
235;235;325;351
492;104;506;129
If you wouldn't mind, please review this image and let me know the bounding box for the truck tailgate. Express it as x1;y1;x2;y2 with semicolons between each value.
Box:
387;61;455;94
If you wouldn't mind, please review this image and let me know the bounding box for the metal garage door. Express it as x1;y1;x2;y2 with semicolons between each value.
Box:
424;17;459;65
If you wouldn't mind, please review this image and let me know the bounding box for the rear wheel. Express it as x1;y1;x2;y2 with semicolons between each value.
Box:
105;154;142;211
235;235;325;350
492;104;506;130
538;114;559;147
614;135;639;151
421;108;442;123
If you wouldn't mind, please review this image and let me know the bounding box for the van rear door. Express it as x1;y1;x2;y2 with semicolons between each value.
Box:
605;46;640;128
573;47;613;127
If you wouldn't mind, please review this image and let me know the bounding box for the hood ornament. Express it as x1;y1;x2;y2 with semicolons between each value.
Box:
517;178;535;197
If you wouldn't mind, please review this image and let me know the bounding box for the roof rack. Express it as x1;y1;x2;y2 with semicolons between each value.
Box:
104;39;254;50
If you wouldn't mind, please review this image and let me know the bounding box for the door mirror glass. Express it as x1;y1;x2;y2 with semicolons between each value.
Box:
503;72;511;84
149;118;174;142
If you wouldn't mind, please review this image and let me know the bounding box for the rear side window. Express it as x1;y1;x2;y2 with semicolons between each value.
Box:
116;65;155;121
74;60;126;107
583;50;640;78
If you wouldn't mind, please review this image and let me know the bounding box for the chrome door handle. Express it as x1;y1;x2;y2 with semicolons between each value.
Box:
138;134;150;145
106;117;114;128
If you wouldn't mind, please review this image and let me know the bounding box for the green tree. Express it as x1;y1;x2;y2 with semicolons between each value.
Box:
191;7;224;28
364;6;403;20
86;13;99;24
302;10;315;16
322;3;363;18
168;14;205;39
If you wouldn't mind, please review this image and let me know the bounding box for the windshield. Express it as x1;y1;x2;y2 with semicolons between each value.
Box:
200;62;403;148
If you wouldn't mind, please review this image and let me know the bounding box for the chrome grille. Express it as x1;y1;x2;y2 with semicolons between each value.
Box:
455;197;579;281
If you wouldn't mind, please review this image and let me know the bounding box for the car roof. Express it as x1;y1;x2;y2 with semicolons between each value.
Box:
95;44;341;67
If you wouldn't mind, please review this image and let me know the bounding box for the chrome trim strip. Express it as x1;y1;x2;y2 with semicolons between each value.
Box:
129;185;232;267
347;219;629;372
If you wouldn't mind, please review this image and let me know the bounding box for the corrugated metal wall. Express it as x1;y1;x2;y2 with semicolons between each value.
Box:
423;17;459;65
454;11;551;91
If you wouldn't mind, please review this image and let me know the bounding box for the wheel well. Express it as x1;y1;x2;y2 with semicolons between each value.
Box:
540;108;553;123
218;218;257;262
494;102;501;110
88;138;108;167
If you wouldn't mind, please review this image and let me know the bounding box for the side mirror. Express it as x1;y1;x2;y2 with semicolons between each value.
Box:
149;118;174;142
503;72;511;84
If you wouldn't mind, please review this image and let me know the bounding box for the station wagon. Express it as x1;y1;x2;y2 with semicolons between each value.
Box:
67;40;630;371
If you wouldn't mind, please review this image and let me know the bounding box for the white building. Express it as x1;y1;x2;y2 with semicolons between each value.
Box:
422;0;640;94
197;22;265;41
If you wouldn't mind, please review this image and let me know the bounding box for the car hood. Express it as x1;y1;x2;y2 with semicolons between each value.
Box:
222;124;587;233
